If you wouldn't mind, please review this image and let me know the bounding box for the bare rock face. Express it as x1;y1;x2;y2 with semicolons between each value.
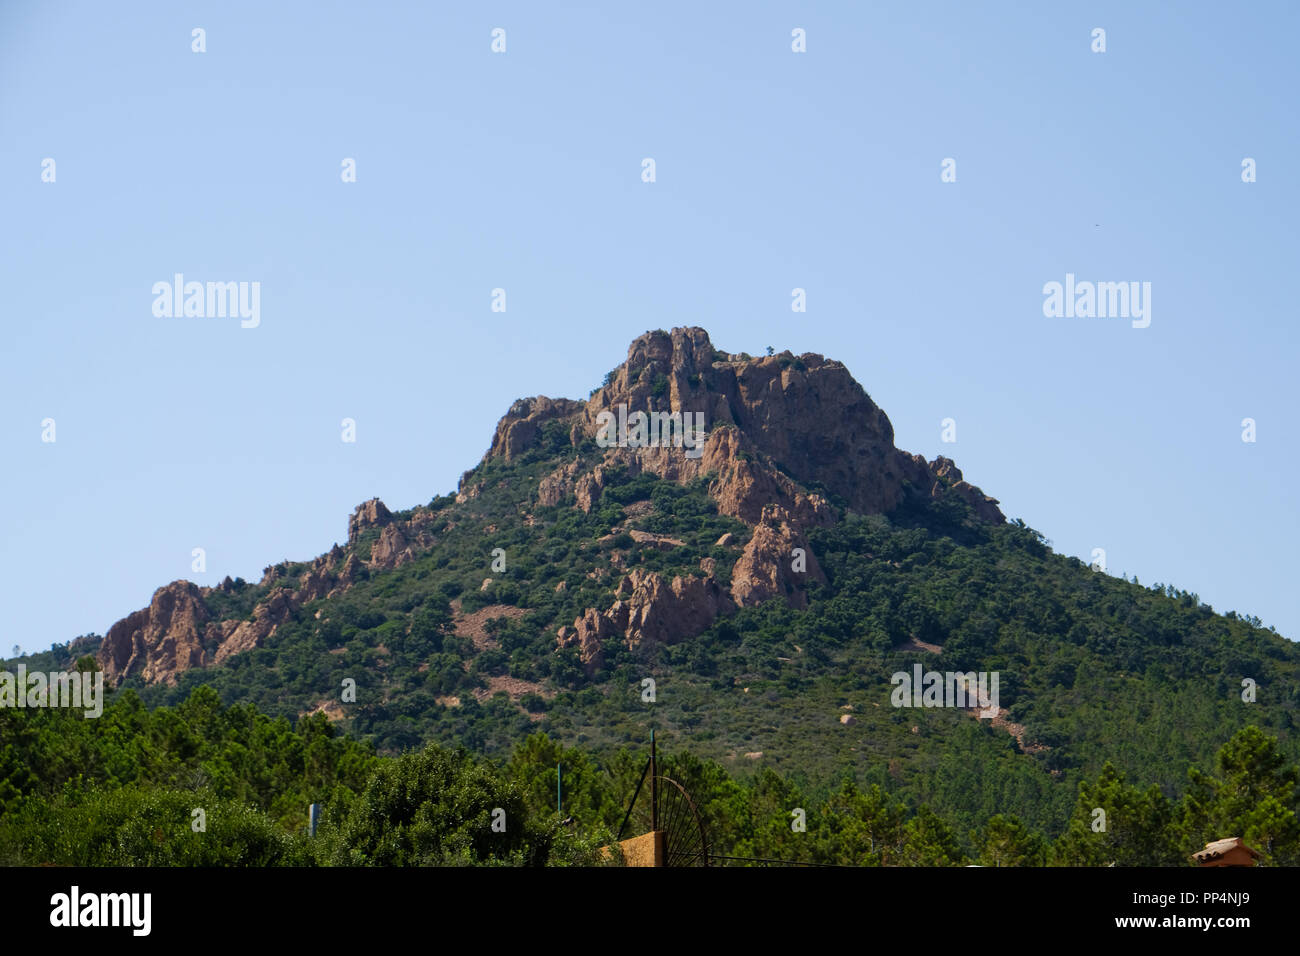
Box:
731;504;827;610
299;544;345;603
561;426;835;528
686;427;835;527
99;503;379;684
348;498;440;570
537;462;608;514
930;456;962;483
510;329;1003;650
538;460;583;507
370;523;412;569
454;479;482;505
559;568;734;674
611;568;734;649
259;561;291;588
624;529;685;550
100;581;306;686
489;327;1002;528
906;454;1005;523
212;586;297;665
579;327;918;517
574;469;607;513
348;498;392;543
488;396;586;463
99;581;212;685
559;608;614;674
928;456;1004;523
335;553;361;591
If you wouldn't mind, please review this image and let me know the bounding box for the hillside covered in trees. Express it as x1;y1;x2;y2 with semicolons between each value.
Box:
1;687;1297;866
6;328;1296;865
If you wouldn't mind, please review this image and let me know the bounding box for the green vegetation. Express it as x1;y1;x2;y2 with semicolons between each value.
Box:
1;685;1295;865
7;418;1297;865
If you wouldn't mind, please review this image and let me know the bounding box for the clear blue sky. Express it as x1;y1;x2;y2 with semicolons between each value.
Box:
2;1;1295;654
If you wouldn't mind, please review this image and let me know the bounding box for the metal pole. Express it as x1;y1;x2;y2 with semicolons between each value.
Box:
557;762;562;816
615;755;652;841
651;729;658;833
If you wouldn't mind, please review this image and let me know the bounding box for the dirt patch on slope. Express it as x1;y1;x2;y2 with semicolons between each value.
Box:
453;603;526;650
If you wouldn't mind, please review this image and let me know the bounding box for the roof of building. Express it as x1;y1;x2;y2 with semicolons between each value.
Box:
1192;837;1262;863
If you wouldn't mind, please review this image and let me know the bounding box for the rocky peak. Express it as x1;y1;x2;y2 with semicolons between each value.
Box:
95;327;1005;688
492;326;1003;526
730;504;827;610
348;497;392;542
583;328;917;518
99;581;212;686
487;396;586;463
558;566;734;675
533;328;1006;660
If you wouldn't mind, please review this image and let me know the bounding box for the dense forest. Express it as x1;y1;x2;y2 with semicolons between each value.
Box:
1;680;1297;866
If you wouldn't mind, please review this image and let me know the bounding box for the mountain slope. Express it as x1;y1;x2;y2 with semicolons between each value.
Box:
95;327;1005;685
49;327;1297;836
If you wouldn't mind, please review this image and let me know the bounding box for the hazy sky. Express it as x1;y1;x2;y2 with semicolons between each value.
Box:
2;1;1295;654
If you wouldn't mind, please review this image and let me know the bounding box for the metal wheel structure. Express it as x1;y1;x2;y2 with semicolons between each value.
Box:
608;735;840;867
614;732;710;867
622;774;710;866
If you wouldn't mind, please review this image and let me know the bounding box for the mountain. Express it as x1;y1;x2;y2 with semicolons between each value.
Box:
57;327;1298;836
95;327;1002;685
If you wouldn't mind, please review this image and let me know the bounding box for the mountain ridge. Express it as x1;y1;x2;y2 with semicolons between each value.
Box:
95;327;1003;687
20;325;1291;833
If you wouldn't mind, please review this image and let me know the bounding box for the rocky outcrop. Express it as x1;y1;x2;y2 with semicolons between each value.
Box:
670;426;834;527
97;327;1006;688
574;469;606;513
454;479;482;505
344;497;442;570
913;455;1005;523
97;578;310;685
486;327;1002;527
536;462;610;514
299;545;347;603
99;499;382;684
550;426;835;528
371;523;413;569
348;498;392;542
578;328;917;517
597;529;685;550
559;568;734;674
212;586;297;665
557;611;613;674
99;581;212;685
488;397;585;463
538;460;583;507
730;504;826;609
514;328;1003;666
610;568;734;649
